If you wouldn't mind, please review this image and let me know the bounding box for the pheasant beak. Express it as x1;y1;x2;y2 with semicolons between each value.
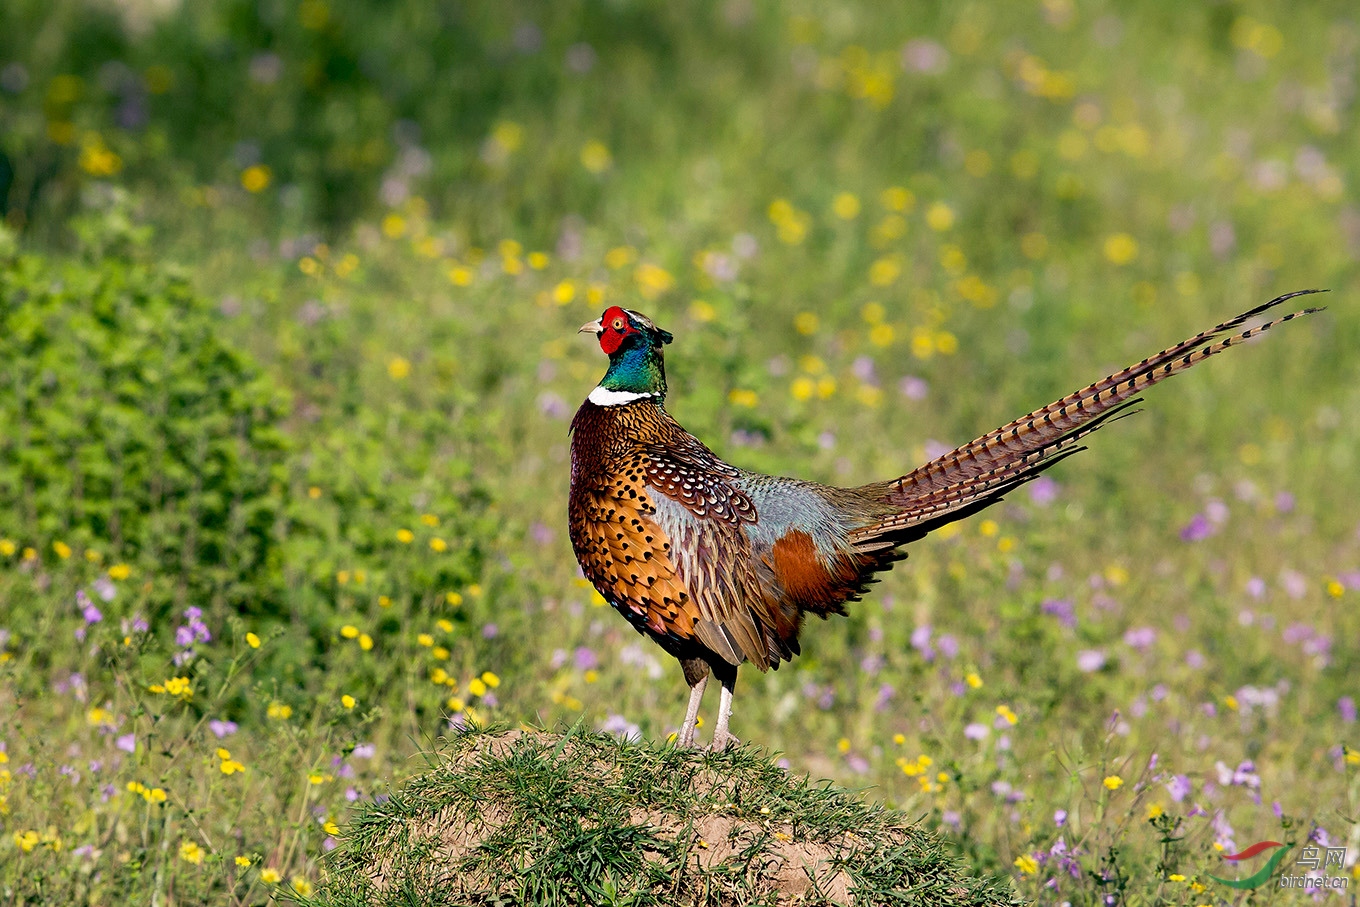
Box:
578;318;603;336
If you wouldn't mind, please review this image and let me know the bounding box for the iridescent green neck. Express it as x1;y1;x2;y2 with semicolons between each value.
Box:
600;337;667;398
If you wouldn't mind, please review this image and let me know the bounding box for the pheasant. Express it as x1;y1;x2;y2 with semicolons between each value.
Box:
569;292;1322;749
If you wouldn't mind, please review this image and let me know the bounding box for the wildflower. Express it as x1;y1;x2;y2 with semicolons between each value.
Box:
580;140;612;173
387;356;411;379
148;677;193;700
925;202;955;231
1103;775;1124;790
217;748;245;774
245;632;260;649
108;563;131;580
260;868;282;884
1076;649;1106;672
1168;873;1185;882
307;771;331;785
341;695;356;710
323;818;340;835
235;855;252;867
0;540;13;556
267;702;292;720
241;165;271;193
446;591;463;605
340;625;359;639
1014;854;1039;875
180;841;205;864
793;312;819;335
292;877;313;897
209;719;238;738
481;671;501;688
468;678;488;697
116;733;136;754
396;529;414;544
1147;803;1164;819
1103;233;1138;265
429;537;448;552
832;192;861;219
417;633;434;648
359;634;374;650
995;705;1018;725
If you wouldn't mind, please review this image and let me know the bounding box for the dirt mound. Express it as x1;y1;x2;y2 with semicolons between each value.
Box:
317;727;1018;907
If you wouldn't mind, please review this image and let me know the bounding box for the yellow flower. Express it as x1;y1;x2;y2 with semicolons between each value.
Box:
292;877;313;897
378;595;392;608
340;625;359;639
728;389;758;408
245;632;260;649
307;772;330;785
527;252;550;270
793;312;820;335
446;591;463;606
1344;748;1359;766
109;563;131;580
420;513;439;527
14;830;39;852
1147;803;1164;819
396;529;414;544
1103;233;1138;265
341;695;356;710
417;633;434;647
880;186;915;211
1103;775;1124;790
437;619;454;633
868;255;901;286
148;787;167;803
433;646;449;660
979;519;999;537
53;541;72;559
552;280;576;305
387;356;411;379
1327;580;1345;598
580;140;612;173
996;704;1018;725
267;702;293;720
832;192;861;219
1014;854;1039;875
235;855;252;867
790;377;814;402
966;673;982;689
358;634;374;651
925;202;955;231
892;733;906;745
323;819;340;835
468;678;488;697
260;868;282;884
1168;873;1186;882
180;841;205;864
238;164;271;193
481;671;501;688
0;540;14;556
429;537;448;552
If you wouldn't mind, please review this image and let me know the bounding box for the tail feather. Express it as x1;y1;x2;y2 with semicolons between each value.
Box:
855;291;1324;547
882;291;1324;506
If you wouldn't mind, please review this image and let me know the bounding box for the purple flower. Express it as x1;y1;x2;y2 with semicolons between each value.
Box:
1076;649;1106;672
600;713;641;742
573;647;598;671
1028;476;1059;506
115;733;136;754
964;722;989;741
1054;809;1068;827
874;683;895;712
1274;491;1295;513
937;634;959;659
860;654;884;675
846;754;870;774
1041;598;1076;628
1245;576;1266;599
351;743;376;759
1180;514;1213;542
208;720;238;738
78;590;102;624
1123;627;1156;650
910;624;934;661
481;623;499;639
1185;649;1206;669
1339;696;1357;723
1166;774;1192;802
93;576;116;601
898;375;929;400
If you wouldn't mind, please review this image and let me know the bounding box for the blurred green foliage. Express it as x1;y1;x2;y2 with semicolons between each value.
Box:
0;0;1357;903
0;207;287;613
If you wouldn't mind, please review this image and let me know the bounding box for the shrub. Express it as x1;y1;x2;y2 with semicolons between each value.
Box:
0;224;289;613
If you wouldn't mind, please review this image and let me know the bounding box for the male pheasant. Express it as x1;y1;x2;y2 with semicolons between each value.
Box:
569;292;1322;749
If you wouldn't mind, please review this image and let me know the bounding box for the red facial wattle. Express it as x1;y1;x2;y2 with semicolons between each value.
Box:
598;306;634;355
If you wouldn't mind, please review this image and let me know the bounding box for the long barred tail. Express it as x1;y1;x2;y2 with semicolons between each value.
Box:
849;290;1324;549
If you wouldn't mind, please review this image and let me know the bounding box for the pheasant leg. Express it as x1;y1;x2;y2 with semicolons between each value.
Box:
678;674;707;748
709;664;740;751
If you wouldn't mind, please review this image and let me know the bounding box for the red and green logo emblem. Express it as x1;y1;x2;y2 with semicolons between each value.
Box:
1208;841;1290;889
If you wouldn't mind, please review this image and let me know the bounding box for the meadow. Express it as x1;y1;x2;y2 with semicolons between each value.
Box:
1;0;1358;903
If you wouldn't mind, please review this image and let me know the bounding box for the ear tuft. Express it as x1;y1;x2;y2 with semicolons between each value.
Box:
656;328;674;345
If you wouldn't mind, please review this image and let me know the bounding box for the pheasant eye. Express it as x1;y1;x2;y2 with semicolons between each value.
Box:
611;317;626;331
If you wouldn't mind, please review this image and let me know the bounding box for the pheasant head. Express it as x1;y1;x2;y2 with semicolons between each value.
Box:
579;306;673;402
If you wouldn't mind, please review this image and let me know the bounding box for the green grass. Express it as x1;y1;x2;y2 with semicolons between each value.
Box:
1;1;1359;904
315;725;1018;907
